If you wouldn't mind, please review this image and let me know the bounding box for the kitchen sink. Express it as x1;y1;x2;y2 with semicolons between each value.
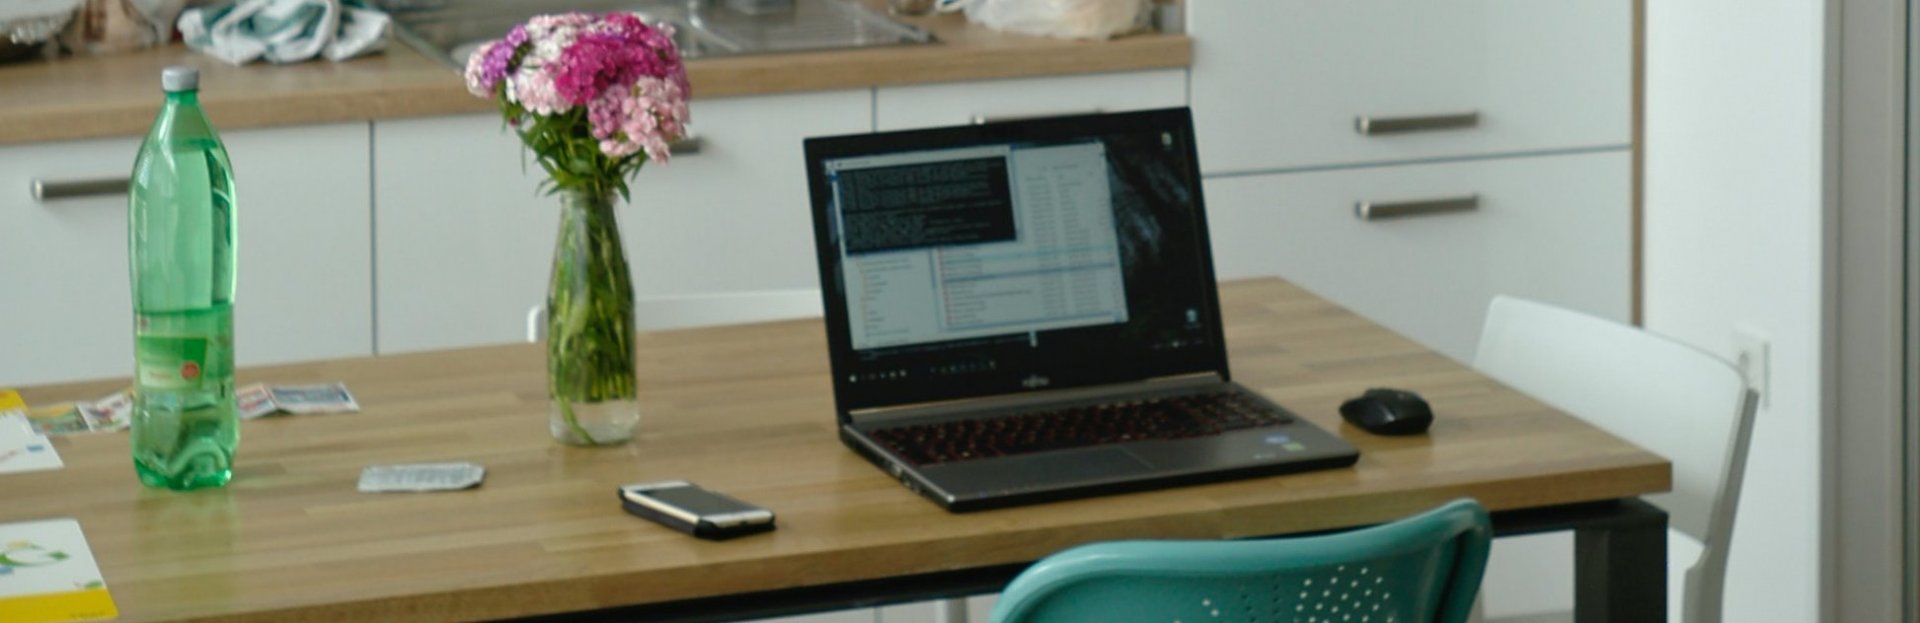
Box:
383;0;936;71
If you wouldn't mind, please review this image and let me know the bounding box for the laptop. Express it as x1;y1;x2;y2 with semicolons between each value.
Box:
802;108;1359;512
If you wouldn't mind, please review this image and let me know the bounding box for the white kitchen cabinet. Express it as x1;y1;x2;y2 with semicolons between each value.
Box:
965;594;995;621
876;602;937;622
875;69;1187;131
0;123;374;387
1204;149;1631;361
225;125;377;368
873;592;998;622
373;89;871;355
1189;0;1630;174
761;610;875;623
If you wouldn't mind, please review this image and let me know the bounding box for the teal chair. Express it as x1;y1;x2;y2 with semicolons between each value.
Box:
989;499;1492;623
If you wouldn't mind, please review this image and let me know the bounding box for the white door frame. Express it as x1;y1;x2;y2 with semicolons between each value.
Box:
1823;0;1914;620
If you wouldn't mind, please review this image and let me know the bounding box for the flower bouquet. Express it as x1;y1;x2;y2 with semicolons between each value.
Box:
464;12;691;445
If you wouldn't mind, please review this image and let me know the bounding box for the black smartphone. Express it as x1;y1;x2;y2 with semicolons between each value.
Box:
619;481;776;540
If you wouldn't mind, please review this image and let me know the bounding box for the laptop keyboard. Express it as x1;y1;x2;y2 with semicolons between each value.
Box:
868;390;1294;466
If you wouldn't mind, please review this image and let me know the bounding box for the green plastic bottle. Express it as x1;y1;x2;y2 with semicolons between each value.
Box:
128;66;238;490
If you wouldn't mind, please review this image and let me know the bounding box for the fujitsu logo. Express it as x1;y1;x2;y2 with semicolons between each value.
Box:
1021;375;1050;389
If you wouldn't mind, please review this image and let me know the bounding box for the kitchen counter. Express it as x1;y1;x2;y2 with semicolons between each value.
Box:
0;9;1190;146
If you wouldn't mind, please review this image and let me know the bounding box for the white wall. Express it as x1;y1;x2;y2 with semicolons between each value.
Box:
1643;1;1825;622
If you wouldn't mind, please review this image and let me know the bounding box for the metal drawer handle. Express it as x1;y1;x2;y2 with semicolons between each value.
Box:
972;109;1103;125
1354;111;1480;136
1355;194;1479;221
32;177;130;202
668;135;703;156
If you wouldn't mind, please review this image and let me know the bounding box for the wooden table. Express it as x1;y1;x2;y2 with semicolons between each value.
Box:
4;278;1670;622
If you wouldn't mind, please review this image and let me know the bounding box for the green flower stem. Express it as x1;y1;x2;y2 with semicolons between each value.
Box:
547;190;637;445
556;400;593;446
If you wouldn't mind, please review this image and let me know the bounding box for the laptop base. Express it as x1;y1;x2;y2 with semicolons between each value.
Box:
841;417;1359;513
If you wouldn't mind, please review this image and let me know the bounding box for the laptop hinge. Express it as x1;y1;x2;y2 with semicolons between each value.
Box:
845;371;1226;427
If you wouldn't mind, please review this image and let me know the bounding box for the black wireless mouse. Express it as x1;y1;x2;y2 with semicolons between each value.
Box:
1339;388;1434;436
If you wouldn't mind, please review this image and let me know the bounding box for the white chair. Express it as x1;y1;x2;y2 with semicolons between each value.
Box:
526;289;824;342
1472;296;1759;623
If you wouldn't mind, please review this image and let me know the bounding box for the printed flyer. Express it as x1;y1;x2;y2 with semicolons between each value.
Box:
0;518;117;623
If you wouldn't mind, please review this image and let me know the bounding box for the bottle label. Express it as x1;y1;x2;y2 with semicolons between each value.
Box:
136;335;210;391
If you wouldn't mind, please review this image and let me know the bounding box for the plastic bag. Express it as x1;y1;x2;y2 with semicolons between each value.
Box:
61;0;184;55
940;0;1151;40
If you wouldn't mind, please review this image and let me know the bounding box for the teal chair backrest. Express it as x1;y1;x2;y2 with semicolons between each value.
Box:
989;499;1492;623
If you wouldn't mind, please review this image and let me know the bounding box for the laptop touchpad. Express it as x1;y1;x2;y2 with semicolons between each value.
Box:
930;448;1155;493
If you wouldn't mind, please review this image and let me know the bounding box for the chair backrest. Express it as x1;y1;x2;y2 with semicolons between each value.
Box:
527;289;823;342
989;499;1492;623
1473;296;1758;622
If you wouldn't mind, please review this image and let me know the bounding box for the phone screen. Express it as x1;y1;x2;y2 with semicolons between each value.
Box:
640;485;762;517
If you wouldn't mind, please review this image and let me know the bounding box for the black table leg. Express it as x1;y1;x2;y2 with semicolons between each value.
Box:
1573;501;1668;623
1489;497;1670;623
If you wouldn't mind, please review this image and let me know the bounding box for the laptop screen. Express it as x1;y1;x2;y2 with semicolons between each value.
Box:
805;108;1228;415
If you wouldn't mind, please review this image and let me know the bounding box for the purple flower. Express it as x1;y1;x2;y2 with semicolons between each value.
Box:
464;25;529;97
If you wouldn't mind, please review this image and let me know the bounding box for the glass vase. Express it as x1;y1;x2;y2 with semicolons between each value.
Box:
546;189;639;446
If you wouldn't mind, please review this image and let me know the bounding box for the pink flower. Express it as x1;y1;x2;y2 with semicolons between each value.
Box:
548;12;691;107
469;11;694;182
524;12;594;49
552;32;646;106
586;75;689;162
511;65;570;115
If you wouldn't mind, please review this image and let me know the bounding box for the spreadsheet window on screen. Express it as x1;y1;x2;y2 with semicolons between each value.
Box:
826;141;1131;351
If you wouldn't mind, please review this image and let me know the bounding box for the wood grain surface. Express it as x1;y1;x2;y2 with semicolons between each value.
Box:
0;7;1191;146
3;278;1669;622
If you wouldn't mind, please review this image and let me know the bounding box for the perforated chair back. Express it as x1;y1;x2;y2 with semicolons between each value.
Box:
1473;296;1758;622
989;499;1492;623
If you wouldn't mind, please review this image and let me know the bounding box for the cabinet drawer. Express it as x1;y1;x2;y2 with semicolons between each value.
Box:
1190;0;1629;174
374;89;870;355
875;69;1186;131
1204;150;1630;361
0;123;374;386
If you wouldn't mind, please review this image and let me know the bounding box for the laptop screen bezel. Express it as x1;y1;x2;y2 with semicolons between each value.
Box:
802;107;1231;421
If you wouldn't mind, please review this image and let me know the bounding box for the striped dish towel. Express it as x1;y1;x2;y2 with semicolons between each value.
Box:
178;0;389;65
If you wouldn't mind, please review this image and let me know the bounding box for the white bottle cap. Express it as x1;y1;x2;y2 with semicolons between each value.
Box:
161;66;199;93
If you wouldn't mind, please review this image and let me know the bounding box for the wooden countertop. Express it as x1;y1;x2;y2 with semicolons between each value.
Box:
3;278;1669;623
0;8;1191;146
